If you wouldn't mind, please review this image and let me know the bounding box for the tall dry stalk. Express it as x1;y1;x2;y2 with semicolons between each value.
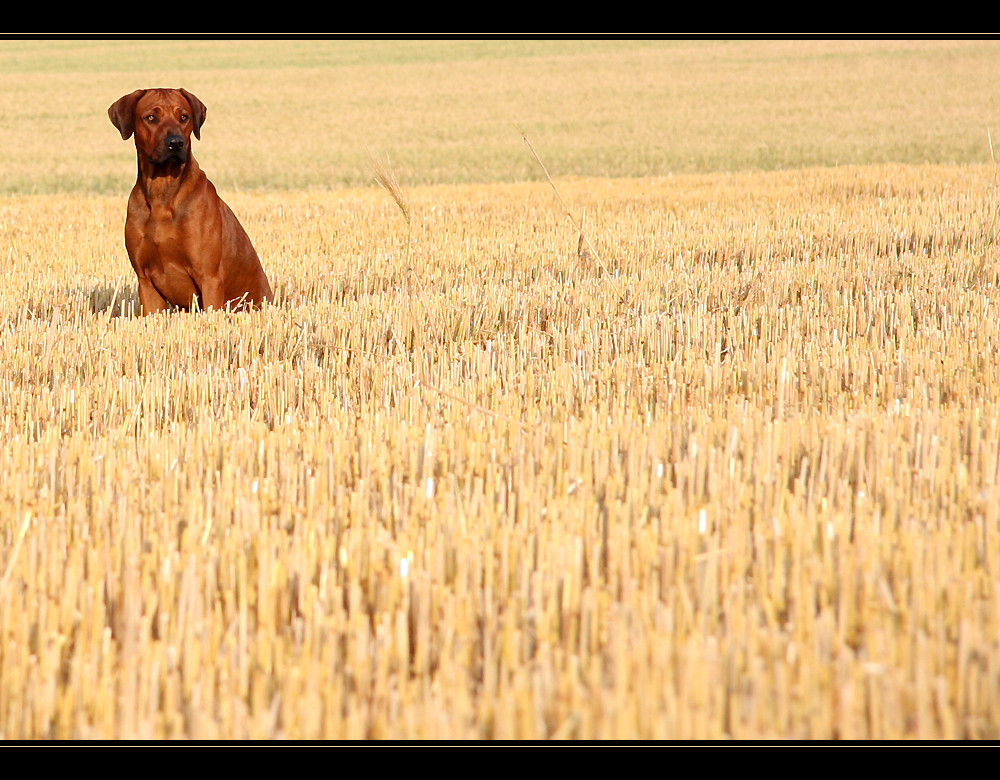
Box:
370;149;423;348
516;124;623;297
370;150;411;228
371;149;412;265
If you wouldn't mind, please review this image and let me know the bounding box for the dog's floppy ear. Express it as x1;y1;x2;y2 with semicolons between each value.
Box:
108;89;145;140
179;89;207;140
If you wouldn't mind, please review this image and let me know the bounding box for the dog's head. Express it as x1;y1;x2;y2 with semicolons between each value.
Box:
108;88;207;166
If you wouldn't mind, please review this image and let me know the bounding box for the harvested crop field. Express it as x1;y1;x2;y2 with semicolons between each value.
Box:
1;39;999;740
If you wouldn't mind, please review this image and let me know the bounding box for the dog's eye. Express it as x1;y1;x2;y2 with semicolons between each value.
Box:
145;114;157;123
179;114;189;123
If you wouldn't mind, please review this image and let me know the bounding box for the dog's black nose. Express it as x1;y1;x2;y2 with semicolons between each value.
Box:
166;135;185;152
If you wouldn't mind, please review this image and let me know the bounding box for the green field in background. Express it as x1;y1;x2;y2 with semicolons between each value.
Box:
1;38;999;195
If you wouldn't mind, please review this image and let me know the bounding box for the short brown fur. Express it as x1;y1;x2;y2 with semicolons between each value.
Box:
108;88;273;314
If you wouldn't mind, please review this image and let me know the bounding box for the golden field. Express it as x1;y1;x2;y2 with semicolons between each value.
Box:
1;39;1000;739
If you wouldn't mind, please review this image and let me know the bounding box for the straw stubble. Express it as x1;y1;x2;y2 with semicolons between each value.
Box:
1;163;999;738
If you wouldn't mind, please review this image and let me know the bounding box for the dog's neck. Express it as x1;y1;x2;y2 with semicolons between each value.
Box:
136;154;204;209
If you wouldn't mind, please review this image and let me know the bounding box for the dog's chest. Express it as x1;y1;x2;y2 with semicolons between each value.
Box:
129;205;194;268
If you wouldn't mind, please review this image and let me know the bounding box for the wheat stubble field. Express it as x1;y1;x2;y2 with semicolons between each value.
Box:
1;39;1000;740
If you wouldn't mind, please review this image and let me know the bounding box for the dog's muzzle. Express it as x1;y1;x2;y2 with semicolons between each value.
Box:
151;134;187;164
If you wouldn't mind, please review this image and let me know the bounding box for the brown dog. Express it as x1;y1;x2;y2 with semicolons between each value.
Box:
108;88;273;314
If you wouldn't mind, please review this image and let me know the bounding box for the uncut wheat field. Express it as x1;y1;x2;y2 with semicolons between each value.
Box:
2;39;1000;740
